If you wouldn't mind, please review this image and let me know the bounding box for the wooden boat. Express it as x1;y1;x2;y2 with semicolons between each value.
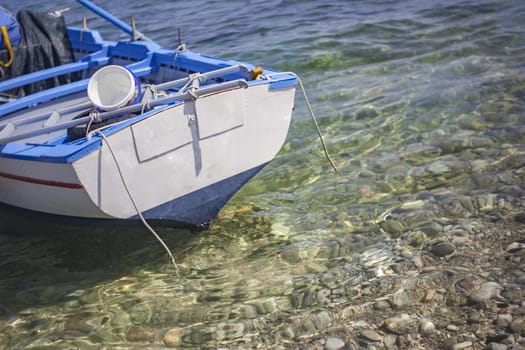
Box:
0;1;297;227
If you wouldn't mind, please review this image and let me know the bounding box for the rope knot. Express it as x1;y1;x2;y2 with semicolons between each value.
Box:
89;110;102;123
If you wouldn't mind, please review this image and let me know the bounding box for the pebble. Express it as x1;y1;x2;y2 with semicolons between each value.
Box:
486;343;508;350
64;312;101;334
443;336;459;349
426;160;451;175
506;241;525;253
447;324;459;331
384;334;397;348
280;326;295;339
384;314;416;335
430;241;456;257
127;325;154;342
89;329;121;343
313;311;331;330
374;300;391;310
496;314;513;328
240;305;257;319
420;221;444;236
381;219;405;235
390;291;411;309
468;310;482;324
400;200;425;210
164;327;185;347
301;319;317;334
409;230;428;247
452;341;473;349
501;286;525;303
422;289;436;303
325;337;345;350
510;316;525;336
419;319;436;336
361;329;382;342
468;282;501;304
456;275;482;293
501;334;515;345
355;105;379;120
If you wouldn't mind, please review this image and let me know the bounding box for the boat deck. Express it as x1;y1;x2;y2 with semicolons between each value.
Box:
0;26;297;163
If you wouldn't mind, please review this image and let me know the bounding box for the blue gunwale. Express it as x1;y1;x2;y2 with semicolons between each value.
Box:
0;103;174;164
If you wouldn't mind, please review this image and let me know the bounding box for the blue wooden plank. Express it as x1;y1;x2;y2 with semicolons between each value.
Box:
0;48;110;93
0;57;157;117
0;62;89;93
0;80;90;117
67;27;106;52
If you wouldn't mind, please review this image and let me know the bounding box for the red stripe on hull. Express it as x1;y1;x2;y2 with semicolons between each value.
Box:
0;171;83;189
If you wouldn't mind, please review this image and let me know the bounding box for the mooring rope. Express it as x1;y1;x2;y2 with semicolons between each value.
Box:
95;131;180;276
289;73;339;174
86;71;333;276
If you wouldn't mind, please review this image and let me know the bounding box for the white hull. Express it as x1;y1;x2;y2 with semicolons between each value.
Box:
0;84;295;225
0;20;298;226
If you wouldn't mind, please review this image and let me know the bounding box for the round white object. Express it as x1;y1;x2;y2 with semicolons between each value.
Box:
87;65;137;111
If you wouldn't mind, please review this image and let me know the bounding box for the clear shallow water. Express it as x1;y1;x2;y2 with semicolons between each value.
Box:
1;0;525;348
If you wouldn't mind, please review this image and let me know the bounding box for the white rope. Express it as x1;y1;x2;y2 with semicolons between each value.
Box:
95;131;180;276
294;74;339;174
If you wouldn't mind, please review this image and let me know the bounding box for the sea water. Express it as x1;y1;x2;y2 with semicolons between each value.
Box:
1;0;524;348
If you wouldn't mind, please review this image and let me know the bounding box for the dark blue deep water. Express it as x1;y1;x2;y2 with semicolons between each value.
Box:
1;0;524;348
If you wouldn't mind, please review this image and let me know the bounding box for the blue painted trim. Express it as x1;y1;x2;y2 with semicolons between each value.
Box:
269;76;298;90
0;104;175;163
0;139;101;163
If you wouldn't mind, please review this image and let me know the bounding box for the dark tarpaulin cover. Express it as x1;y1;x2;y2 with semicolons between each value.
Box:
0;10;79;99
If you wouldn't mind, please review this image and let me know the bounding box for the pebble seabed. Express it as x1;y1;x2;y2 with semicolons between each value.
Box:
2;202;524;350
269;217;525;350
175;216;524;350
235;219;524;350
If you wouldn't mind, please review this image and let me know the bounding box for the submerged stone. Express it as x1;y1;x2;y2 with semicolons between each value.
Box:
313;311;331;330
390;291;411;309
419;319;436;336
355;105;379;120
468;282;501;304
127;325;154;342
361;329;382;342
164;327;185;347
408;230;428;247
430;242;456;257
384;314;416;335
510;316;525;336
325;337;345;350
381;219;405;235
